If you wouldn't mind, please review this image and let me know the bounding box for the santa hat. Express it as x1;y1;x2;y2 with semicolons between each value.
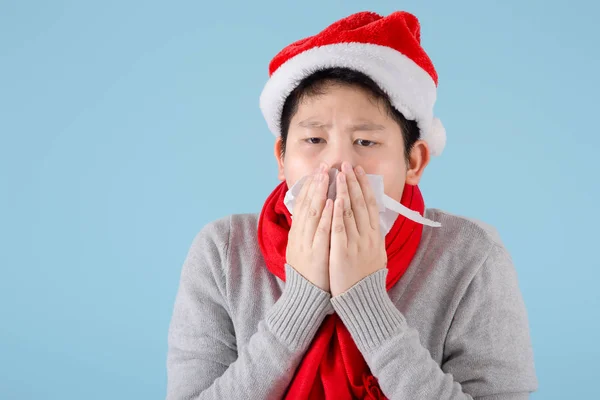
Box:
259;11;446;156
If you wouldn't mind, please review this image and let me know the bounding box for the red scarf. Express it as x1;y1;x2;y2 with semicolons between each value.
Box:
257;181;425;399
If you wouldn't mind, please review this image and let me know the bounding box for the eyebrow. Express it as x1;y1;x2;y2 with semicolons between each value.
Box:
297;120;386;132
348;122;386;132
298;120;331;129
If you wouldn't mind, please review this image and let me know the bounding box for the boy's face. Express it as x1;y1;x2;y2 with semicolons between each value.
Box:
274;83;429;202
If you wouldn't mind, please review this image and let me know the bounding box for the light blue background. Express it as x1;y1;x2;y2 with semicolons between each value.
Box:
1;0;598;399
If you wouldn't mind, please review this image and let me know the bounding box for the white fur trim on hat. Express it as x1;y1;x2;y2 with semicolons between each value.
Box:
260;42;446;156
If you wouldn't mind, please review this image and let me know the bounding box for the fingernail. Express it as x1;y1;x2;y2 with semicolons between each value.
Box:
355;166;364;176
342;162;351;173
320;162;327;172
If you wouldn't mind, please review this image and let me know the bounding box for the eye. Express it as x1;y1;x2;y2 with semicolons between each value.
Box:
305;137;325;144
355;139;377;147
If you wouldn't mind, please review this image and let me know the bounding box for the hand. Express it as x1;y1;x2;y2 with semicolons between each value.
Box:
285;163;334;292
329;162;387;297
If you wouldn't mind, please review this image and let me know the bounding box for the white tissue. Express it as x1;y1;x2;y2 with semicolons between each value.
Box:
283;168;441;236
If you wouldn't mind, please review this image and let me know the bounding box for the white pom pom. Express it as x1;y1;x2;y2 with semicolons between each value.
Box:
427;117;446;156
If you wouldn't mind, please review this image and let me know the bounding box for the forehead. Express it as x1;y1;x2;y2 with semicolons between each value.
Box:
294;83;390;117
299;81;382;102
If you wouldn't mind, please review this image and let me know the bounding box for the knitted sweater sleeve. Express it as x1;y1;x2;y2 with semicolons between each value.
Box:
330;243;538;399
166;218;333;399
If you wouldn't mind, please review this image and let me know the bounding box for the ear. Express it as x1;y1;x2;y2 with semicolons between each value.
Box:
274;137;285;181
405;140;430;185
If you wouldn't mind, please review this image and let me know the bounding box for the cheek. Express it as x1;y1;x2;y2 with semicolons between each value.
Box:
371;163;407;202
384;176;406;202
283;153;319;188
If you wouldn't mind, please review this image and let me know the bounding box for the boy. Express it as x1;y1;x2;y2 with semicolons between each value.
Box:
167;11;538;399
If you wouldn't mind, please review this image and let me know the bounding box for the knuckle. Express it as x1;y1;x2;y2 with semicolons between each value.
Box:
333;223;345;233
367;236;376;248
343;209;353;219
316;225;329;235
308;207;318;217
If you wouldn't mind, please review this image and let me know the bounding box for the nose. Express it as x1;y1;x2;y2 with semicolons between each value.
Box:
323;139;355;171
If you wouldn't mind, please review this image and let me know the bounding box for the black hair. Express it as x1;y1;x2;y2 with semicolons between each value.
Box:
279;67;420;161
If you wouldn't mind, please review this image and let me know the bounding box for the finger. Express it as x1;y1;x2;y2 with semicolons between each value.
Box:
331;197;347;247
341;162;370;235
354;165;379;231
313;198;333;248
303;168;330;244
296;165;323;220
336;171;359;240
294;174;314;221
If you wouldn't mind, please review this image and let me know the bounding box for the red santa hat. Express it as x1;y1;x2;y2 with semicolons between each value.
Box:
259;11;446;156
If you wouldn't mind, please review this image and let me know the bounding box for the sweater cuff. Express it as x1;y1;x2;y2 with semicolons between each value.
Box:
266;263;334;350
330;268;407;354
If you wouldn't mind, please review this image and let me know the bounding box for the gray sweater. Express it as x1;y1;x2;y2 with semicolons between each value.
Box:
166;209;538;399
